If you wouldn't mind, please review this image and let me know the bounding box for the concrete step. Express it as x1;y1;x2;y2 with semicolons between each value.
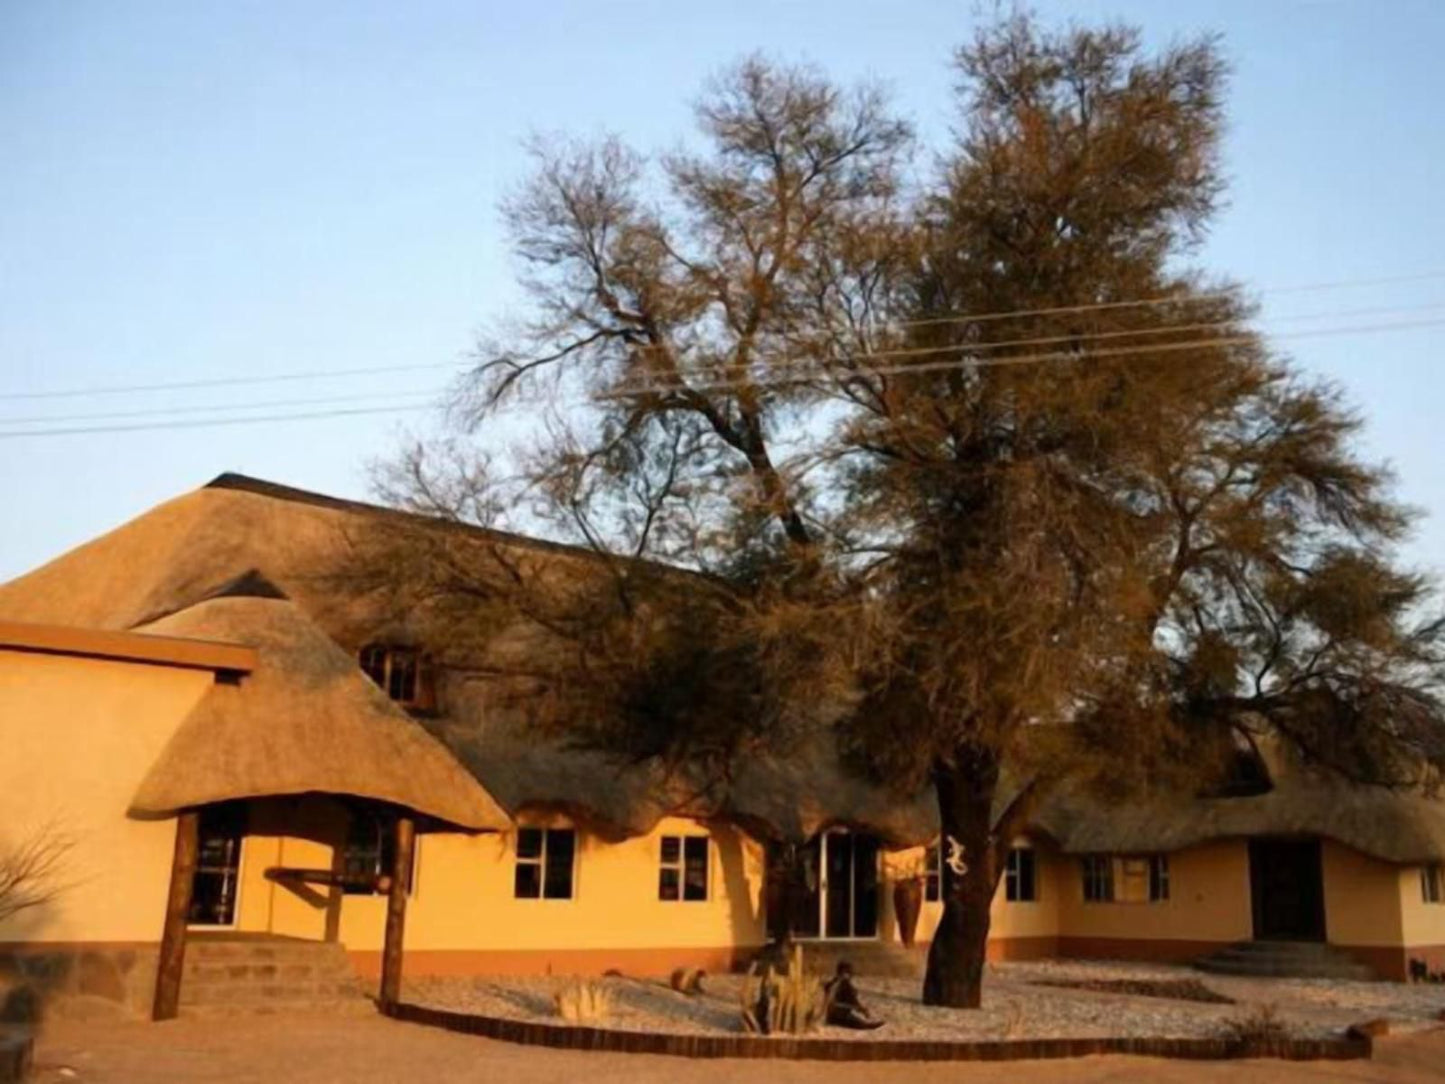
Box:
750;941;926;980
179;997;377;1019
178;936;372;1015
1193;942;1377;981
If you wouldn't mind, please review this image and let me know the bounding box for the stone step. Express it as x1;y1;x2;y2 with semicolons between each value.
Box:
1193;942;1377;981
177;937;372;1013
179;997;377;1019
184;961;358;982
751;941;926;980
182;981;366;1006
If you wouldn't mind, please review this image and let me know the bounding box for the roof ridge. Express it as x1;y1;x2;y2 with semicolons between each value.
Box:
202;472;719;584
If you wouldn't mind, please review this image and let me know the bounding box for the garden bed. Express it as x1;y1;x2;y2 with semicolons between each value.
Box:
399;959;1445;1058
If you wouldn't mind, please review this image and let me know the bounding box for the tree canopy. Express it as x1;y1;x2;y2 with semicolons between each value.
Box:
375;13;1445;1007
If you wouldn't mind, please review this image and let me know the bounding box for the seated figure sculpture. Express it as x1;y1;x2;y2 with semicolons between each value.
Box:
824;961;885;1030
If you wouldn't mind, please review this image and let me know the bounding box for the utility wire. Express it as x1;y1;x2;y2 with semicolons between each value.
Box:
0;403;433;439
885;269;1445;329
2;315;1440;440
0;389;445;428
8;300;1440;428
5;269;1444;402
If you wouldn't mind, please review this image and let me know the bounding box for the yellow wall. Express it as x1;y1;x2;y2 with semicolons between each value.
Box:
0;648;212;943
1321;838;1404;947
891;837;1062;946
1054;840;1252;945
235;810;769;967
1398;864;1445;948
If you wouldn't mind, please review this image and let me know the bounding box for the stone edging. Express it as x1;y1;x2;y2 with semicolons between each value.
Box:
0;1029;32;1083
382;1002;1373;1063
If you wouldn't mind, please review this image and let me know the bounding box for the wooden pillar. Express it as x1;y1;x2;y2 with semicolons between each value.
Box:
378;814;415;1011
152;809;199;1021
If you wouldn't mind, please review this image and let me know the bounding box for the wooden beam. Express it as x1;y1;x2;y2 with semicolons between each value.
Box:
152;809;199;1021
378;814;415;1011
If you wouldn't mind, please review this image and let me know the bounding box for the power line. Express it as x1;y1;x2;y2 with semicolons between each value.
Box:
5;269;1444;403
0;360;459;402
12;300;1434;426
887;269;1445;330
586;315;1445;399
3;315;1440;440
0;403;432;439
0;388;446;428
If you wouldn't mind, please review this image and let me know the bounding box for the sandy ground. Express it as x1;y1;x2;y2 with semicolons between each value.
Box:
27;1013;1445;1084
408;959;1445;1042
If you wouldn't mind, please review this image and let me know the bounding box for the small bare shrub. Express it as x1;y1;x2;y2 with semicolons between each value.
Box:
739;944;829;1035
554;979;613;1024
1220;1003;1289;1045
0;821;75;925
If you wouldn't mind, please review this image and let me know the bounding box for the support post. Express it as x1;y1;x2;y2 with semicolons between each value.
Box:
152;809;199;1021
378;814;415;1011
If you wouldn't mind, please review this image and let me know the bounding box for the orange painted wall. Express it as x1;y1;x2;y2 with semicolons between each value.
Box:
233;810;769;971
0;647;212;943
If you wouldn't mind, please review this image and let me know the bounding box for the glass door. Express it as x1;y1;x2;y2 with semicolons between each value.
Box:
820;830;880;939
188;804;245;926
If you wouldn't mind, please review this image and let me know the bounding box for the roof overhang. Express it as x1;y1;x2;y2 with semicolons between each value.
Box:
0;619;256;675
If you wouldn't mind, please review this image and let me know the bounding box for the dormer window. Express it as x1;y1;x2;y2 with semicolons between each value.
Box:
359;644;435;711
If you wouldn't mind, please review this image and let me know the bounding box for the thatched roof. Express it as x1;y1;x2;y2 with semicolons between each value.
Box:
1034;758;1445;865
128;588;510;832
5;473;1444;860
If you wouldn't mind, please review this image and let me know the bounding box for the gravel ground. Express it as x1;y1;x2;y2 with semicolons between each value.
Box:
406;958;1445;1042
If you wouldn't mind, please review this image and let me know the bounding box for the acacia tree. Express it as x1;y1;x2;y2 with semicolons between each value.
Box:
379;16;1445;1008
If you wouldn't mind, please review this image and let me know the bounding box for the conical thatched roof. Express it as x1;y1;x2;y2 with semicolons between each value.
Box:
129;589;510;832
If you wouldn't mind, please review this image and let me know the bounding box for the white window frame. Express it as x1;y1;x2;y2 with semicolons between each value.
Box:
658;834;710;902
514;826;578;901
1149;854;1170;903
187;835;245;929
1423;863;1444;905
1081;854;1114;903
1004;846;1037;903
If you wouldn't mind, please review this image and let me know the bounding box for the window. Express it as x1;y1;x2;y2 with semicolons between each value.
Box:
924;842;941;902
359;644;435;710
188;804;245;925
1005;847;1037;902
1423;864;1444;905
1149;855;1171;902
659;835;709;901
340;809;414;896
1081;855;1114;902
514;827;576;899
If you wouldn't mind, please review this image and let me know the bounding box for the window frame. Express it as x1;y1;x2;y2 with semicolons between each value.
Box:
514;826;578;901
1004;846;1037;903
358;644;435;711
340;809;415;897
1149;854;1171;903
1081;854;1114;903
1423;863;1444;905
924;841;941;902
658;834;710;902
188;804;246;927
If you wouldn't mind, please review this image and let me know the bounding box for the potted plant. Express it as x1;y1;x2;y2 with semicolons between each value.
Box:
892;855;927;948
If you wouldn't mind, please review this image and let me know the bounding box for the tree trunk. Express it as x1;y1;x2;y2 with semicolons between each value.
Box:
922;750;1000;1008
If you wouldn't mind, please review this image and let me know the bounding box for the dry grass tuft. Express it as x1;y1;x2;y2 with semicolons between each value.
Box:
553;979;613;1024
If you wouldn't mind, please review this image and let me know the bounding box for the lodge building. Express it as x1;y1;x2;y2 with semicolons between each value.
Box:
1;474;1442;1020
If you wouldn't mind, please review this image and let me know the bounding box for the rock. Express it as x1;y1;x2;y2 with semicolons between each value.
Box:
1345;1018;1389;1039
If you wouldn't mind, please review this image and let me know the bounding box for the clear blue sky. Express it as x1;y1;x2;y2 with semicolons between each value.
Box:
2;1;1443;582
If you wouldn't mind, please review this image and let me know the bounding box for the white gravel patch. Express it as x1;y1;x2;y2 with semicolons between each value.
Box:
405;959;1445;1043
